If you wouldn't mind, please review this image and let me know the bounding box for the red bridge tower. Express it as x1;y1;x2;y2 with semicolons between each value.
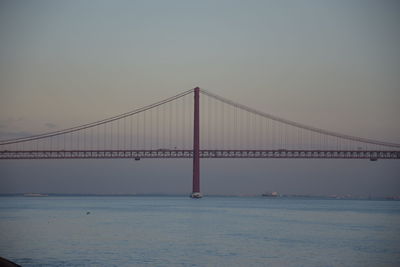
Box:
191;87;202;198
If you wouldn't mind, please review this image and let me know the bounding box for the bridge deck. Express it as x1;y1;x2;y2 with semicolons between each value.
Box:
0;150;399;160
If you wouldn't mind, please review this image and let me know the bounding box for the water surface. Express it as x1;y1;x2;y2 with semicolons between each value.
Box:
0;196;399;266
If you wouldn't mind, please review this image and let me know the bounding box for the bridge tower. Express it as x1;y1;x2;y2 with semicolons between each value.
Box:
191;87;202;198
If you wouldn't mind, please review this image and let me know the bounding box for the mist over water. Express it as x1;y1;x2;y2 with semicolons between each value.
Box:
1;159;399;197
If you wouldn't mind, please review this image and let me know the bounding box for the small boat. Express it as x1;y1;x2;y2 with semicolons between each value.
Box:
262;192;279;197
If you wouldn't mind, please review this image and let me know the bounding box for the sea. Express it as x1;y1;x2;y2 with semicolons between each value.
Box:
0;196;399;267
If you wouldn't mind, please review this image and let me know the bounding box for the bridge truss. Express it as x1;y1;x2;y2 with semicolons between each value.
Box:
1;149;399;160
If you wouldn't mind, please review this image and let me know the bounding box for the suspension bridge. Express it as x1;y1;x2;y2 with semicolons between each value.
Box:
1;87;399;198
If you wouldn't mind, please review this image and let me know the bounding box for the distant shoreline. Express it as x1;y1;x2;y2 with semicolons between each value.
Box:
0;193;399;201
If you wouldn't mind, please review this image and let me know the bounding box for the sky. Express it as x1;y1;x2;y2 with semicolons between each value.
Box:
0;0;399;196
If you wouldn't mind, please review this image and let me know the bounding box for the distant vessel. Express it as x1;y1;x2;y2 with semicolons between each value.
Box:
262;192;279;197
23;193;48;197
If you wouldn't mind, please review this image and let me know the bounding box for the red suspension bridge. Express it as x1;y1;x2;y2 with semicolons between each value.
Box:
1;87;399;198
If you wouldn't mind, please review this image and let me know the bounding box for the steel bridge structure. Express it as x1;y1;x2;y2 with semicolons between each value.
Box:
1;87;399;197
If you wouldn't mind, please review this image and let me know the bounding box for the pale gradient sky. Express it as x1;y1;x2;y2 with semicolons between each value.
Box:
0;0;399;195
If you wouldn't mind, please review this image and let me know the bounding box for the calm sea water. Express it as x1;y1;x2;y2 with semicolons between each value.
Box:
0;196;399;267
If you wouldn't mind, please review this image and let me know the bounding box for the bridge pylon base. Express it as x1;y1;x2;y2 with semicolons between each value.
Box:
190;192;203;199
